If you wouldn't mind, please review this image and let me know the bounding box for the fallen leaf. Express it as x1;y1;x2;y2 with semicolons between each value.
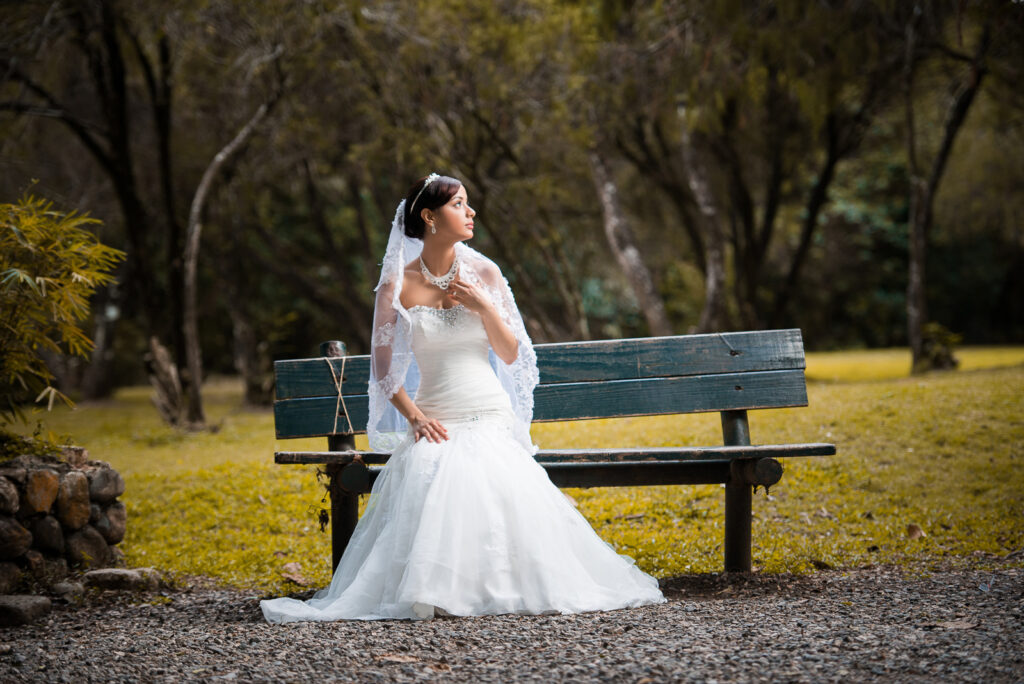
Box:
280;562;309;586
378;654;419;664
428;663;452;672
273;550;287;559
936;619;978;630
906;523;926;539
258;494;269;505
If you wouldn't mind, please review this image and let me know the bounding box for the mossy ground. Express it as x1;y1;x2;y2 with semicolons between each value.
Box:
16;347;1024;594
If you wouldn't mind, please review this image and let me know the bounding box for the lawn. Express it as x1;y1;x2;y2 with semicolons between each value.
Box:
14;346;1024;594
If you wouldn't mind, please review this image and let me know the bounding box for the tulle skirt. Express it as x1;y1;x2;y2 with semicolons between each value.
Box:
260;417;665;623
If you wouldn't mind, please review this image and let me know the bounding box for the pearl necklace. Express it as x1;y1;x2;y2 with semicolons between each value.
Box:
419;254;459;290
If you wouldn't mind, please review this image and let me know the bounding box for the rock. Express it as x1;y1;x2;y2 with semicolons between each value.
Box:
136;566;164;590
82;568;157;591
0;467;26;486
28;515;64;555
0;561;21;594
89;502;101;523
21;469;59;515
65;525;109;568
0;477;18;515
99;501;127;544
23;549;44;574
88;468;125;504
0;594;52;626
0;516;32;560
61;446;88;467
109;545;126;567
56;471;90;530
51;580;83;599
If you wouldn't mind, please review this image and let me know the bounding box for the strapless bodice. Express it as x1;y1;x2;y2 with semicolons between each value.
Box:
409;305;513;423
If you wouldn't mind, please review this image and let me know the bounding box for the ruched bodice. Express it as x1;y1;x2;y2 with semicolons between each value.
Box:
409;305;513;423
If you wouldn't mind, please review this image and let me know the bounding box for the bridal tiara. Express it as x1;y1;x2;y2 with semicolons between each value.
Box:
409;173;440;214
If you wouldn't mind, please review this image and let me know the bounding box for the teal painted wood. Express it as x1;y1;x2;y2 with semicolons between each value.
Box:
275;356;371;400
274;394;370;439
274;329;806;400
532;369;807;422
273;443;836;465
273;368;808;439
536;329;804;384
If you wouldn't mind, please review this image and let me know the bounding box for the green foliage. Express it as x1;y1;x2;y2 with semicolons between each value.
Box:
0;424;70;463
11;349;1023;594
914;322;962;374
0;195;124;422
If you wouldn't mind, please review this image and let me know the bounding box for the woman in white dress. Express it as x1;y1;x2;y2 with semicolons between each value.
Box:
260;174;665;623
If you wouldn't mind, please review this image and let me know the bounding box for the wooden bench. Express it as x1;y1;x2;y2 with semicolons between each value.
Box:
273;328;835;574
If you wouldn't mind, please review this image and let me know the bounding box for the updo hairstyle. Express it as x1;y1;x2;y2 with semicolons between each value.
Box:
403;174;462;239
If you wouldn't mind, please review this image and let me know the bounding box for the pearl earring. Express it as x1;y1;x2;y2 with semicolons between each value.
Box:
430;224;436;234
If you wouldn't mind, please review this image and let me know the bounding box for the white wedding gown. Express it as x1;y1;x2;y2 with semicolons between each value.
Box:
260;304;665;623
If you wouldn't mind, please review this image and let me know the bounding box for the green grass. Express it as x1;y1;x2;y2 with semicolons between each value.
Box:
14;347;1024;594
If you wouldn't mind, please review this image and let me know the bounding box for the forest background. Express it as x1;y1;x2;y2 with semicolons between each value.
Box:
2;0;1022;426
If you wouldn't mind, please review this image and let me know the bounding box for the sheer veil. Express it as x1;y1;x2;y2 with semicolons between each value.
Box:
367;199;540;453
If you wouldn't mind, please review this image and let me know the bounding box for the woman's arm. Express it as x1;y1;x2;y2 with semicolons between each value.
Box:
388;387;449;443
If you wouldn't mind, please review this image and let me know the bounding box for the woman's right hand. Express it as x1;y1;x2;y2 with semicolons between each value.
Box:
411;414;449;443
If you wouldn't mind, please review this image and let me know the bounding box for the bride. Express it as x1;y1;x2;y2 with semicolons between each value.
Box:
260;174;665;622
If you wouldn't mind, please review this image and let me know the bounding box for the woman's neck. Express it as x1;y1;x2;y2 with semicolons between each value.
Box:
419;242;457;276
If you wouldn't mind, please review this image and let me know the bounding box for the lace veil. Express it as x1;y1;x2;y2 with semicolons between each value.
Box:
367;199;539;453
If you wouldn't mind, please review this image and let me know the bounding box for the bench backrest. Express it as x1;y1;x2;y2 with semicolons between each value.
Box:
273;329;807;439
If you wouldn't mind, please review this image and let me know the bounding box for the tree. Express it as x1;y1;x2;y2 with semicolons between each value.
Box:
0;195;123;423
902;2;992;372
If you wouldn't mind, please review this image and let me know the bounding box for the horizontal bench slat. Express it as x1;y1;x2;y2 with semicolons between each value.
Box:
274;443;836;465
274;329;805;399
358;459;736;488
273;369;809;438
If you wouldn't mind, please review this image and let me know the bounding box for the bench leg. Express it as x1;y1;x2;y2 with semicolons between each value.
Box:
724;476;752;572
326;463;360;572
722;410;752;572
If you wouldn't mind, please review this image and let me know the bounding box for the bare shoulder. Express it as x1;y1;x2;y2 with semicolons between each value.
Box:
467;252;502;281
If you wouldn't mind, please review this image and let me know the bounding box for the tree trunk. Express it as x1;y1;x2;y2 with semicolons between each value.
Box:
679;113;727;333
904;17;989;373
588;151;672;337
183;95;278;426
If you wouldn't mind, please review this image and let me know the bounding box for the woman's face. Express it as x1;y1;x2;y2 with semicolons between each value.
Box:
424;185;475;242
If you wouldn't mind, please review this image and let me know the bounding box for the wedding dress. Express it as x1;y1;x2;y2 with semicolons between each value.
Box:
259;303;666;623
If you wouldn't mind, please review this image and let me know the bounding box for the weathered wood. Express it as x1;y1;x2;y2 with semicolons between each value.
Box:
360;461;734;490
722;410;753;573
274;329;806;399
273;368;809;439
734;458;784;488
541;460;732;488
274;443;835;466
322;340;358;573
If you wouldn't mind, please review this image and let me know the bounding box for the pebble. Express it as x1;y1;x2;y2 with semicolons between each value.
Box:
0;567;1020;682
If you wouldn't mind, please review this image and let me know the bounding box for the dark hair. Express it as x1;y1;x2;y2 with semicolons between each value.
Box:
403;174;462;239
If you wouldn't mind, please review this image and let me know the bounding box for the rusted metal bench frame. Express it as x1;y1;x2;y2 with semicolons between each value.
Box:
272;329;836;574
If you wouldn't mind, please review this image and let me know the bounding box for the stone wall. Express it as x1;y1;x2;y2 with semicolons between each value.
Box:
0;448;126;594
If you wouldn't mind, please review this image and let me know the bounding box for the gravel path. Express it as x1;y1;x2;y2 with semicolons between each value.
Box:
1;565;1021;682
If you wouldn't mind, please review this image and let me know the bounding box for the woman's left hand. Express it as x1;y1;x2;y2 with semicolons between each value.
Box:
447;276;491;314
